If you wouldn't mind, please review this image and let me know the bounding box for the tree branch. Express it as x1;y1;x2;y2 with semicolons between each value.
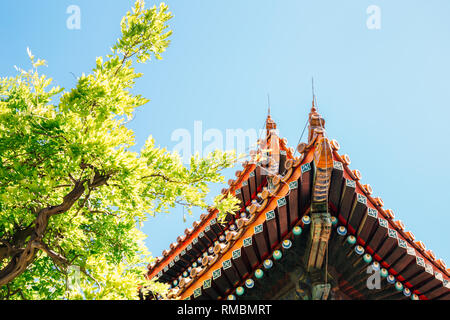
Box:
0;170;110;287
31;240;70;270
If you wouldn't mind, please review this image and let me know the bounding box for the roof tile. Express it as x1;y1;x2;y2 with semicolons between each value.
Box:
415;241;426;251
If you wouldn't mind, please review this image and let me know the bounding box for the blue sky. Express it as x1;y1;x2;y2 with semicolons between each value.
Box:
1;0;449;265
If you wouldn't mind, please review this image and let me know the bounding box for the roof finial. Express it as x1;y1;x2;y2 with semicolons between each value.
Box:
311;77;317;113
265;93;276;137
307;77;325;142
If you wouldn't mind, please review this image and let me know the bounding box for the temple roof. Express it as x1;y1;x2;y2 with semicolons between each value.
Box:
145;105;450;300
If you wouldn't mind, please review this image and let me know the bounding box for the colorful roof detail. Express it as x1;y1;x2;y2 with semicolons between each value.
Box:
145;103;449;301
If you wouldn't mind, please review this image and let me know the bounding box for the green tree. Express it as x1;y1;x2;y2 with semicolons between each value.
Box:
0;0;239;300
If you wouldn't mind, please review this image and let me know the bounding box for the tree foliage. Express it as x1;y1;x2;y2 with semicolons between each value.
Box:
0;0;239;300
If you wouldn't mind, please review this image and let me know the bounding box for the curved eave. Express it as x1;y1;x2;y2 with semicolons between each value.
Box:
147;135;292;281
330;146;449;280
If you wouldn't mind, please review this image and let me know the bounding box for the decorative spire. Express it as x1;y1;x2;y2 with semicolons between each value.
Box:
266;95;276;137
308;79;325;142
266;113;277;136
311;77;316;112
262;97;279;179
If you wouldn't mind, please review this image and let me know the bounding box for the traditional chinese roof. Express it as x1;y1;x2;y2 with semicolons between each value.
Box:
145;103;450;301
